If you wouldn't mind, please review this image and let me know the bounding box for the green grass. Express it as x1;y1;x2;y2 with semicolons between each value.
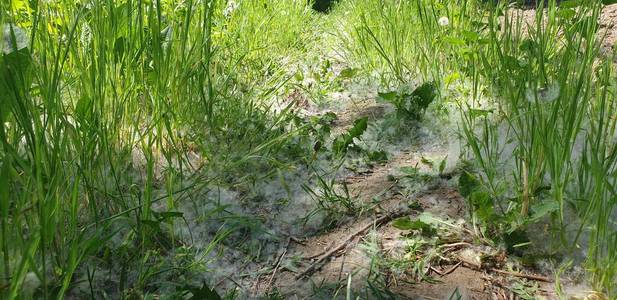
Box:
332;0;617;296
2;0;617;298
1;0;320;298
455;0;617;296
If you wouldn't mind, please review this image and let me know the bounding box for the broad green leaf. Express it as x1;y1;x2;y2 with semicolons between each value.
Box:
377;91;398;103
186;282;222;300
418;212;440;225
458;171;480;198
557;8;576;20
392;216;436;236
410;81;437;109
438;158;447;175
443;36;465;46
399;166;419;177
348;117;368;138
444;72;461;85
339;68;358;79
367;150;388;162
529;199;559;222
461;30;479;43
320;111;337;124
469;109;492;118
391;217;415;230
470;190;493;221
332;135;349;155
504;55;522;70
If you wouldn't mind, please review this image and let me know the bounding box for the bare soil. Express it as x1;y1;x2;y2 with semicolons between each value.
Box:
244;101;560;299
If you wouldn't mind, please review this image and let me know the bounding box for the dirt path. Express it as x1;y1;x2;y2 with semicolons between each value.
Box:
242;93;562;299
214;5;617;298
248;145;558;299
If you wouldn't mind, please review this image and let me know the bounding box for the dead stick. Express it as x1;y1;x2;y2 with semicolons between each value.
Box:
439;242;471;249
428;266;444;276
296;211;406;279
289;235;306;245
490;268;552;283
459;259;552;282
441;261;462;276
265;238;291;292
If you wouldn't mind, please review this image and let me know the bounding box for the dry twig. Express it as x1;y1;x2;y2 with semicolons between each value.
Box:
296;211;407;279
265;237;291;292
459;258;552;283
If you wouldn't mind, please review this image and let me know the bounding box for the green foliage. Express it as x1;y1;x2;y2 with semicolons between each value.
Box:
450;0;616;294
2;0;617;297
0;0;322;298
332;117;368;156
392;216;436;237
183;282;222;300
377;81;438;120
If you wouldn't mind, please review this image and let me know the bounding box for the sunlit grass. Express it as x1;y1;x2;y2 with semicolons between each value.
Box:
1;0;616;298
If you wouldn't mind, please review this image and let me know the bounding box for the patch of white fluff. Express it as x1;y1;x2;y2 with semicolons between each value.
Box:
2;24;28;54
22;272;41;297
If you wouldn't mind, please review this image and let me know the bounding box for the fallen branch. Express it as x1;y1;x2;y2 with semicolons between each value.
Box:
428;265;444;276
296;211;407;279
439;242;472;249
489;268;552;283
459;258;552;283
